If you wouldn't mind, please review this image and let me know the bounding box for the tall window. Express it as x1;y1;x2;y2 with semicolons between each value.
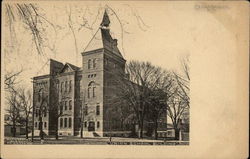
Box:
60;118;63;128
65;81;68;92
35;122;37;128
69;118;72;128
44;122;47;128
93;59;97;68
64;118;68;128
87;87;91;98
88;59;92;69
85;105;88;115
69;100;72;110
38;89;43;102
36;109;38;117
65;101;68;110
43;107;47;117
97;121;100;128
88;82;96;98
69;80;72;92
60;102;63;114
93;86;96;97
96;105;100;115
61;82;64;93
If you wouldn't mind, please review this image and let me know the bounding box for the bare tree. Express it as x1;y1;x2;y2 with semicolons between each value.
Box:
4;70;23;91
117;60;165;138
168;55;190;140
147;72;175;139
166;88;189;140
18;88;33;139
5;91;21;137
4;3;59;55
173;55;190;107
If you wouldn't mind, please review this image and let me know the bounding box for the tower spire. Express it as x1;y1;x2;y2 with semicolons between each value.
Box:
100;9;110;27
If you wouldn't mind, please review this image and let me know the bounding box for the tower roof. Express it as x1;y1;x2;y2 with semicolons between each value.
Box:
100;9;110;27
83;9;123;58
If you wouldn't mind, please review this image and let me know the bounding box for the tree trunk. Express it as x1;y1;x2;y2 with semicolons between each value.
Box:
140;119;144;139
174;128;180;140
39;116;44;140
31;106;34;142
154;120;158;140
25;118;29;139
12;120;16;137
55;121;58;140
80;123;83;138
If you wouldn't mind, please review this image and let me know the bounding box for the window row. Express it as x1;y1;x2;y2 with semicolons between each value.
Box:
35;108;47;117
60;100;73;112
59;117;72;128
88;74;96;78
88;59;97;69
34;121;47;128
84;105;100;115
35;81;47;86
60;80;72;93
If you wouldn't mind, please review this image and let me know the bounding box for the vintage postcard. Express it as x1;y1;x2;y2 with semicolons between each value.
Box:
1;0;248;159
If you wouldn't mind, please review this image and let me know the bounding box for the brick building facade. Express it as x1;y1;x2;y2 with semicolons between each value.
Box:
33;10;130;137
32;10;170;138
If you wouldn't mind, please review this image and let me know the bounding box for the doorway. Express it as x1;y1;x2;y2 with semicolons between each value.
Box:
88;121;95;131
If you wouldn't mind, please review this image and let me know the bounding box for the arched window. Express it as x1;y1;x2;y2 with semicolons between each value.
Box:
97;121;100;128
88;82;96;98
59;102;63;114
93;59;97;68
43;107;47;117
69;80;72;92
87;87;91;98
93;86;96;97
88;59;92;69
64;118;68;128
61;82;64;93
69;100;72;110
38;89;43;102
85;105;88;115
65;81;68;92
65;101;68;110
36;109;38;117
60;118;63;128
96;105;100;115
69;117;72;128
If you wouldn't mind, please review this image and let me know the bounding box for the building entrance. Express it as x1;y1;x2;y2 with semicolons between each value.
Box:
88;121;95;131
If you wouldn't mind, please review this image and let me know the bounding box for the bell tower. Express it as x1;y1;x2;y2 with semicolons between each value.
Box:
81;9;126;137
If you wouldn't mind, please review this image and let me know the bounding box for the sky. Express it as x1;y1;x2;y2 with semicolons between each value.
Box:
3;1;221;90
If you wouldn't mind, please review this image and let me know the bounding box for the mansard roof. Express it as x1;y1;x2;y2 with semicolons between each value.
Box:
82;9;123;58
83;28;123;58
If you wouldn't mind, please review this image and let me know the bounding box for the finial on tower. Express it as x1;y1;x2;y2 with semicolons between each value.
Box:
100;9;110;28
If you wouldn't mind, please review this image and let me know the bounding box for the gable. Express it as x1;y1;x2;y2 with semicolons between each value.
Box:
60;64;73;73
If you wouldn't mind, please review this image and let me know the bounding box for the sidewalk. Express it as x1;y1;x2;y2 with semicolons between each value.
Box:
4;136;189;145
